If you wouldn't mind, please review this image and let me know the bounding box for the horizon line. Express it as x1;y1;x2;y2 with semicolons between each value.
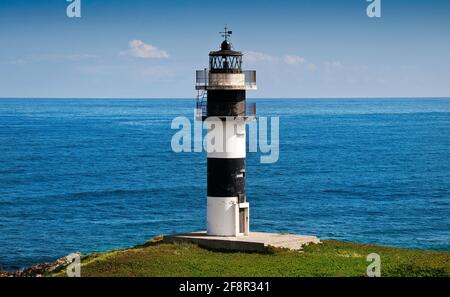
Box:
1;96;450;100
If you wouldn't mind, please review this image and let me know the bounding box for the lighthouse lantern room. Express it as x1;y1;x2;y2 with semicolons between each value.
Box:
195;28;257;237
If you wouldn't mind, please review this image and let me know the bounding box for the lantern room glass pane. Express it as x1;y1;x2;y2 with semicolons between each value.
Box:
209;56;242;73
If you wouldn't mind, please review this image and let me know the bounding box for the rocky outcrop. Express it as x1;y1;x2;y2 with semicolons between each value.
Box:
0;252;81;277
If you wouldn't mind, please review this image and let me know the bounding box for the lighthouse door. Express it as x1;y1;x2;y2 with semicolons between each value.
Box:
239;208;245;234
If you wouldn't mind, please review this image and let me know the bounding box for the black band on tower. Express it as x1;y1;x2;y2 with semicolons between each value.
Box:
208;90;246;101
207;90;246;118
207;158;245;197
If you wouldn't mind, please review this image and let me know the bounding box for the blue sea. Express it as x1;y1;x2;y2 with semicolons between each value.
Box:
0;98;449;270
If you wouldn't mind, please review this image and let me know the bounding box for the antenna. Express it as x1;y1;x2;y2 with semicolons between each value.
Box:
220;25;233;41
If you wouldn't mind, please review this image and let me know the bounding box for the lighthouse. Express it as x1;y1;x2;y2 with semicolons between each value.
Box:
195;28;257;237
165;28;318;250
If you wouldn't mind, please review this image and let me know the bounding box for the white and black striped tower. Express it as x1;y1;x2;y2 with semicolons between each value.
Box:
196;28;257;237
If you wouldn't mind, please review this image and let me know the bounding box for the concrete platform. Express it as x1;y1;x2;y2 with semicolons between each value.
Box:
163;231;320;252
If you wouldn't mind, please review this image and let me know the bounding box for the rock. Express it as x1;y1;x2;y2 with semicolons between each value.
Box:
0;252;81;277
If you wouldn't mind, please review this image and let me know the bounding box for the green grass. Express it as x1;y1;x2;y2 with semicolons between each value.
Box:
51;240;450;277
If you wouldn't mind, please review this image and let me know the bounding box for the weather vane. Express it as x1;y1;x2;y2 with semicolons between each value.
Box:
220;25;233;41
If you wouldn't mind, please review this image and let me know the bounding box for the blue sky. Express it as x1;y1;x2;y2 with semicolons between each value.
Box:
0;0;449;98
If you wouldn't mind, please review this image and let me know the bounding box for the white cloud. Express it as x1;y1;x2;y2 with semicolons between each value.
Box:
245;51;278;62
307;63;318;72
283;55;305;65
245;51;305;65
324;60;343;73
332;61;342;68
123;40;169;59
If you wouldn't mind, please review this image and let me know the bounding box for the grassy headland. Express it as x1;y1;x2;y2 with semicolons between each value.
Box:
51;239;450;277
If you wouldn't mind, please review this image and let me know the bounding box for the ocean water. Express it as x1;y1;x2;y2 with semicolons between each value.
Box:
0;98;449;270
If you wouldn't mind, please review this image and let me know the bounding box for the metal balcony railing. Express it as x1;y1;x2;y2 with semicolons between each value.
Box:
196;69;208;89
195;101;256;120
196;101;207;119
244;71;257;88
195;70;256;90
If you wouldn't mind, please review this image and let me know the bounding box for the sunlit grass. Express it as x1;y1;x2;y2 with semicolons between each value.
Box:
51;240;450;277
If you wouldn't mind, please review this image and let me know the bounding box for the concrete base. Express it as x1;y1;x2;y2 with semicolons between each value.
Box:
163;231;320;252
